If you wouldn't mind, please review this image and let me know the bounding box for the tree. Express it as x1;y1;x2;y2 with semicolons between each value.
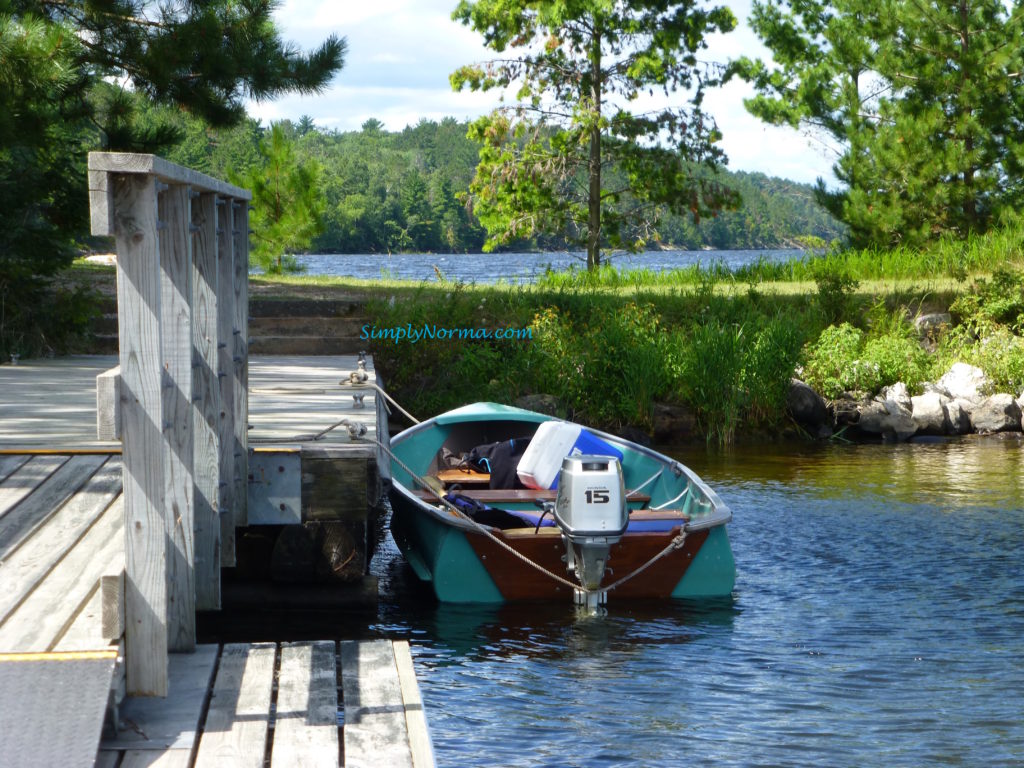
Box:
0;13;91;282
1;0;345;278
451;0;739;269
737;0;1024;247
244;124;326;274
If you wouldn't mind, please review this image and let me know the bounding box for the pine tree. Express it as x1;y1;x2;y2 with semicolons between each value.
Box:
738;0;1024;247
451;0;739;269
244;124;325;274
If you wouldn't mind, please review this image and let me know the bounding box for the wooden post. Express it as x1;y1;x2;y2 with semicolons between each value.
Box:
232;201;249;529
192;192;222;611
89;152;252;695
216;199;237;568
158;183;196;652
113;172;169;696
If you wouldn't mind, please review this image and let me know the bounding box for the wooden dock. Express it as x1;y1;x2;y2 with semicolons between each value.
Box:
97;639;430;768
0;448;431;768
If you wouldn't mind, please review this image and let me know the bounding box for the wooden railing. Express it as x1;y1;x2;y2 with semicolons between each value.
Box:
89;153;251;696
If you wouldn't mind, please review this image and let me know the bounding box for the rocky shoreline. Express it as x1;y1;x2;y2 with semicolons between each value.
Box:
789;362;1024;442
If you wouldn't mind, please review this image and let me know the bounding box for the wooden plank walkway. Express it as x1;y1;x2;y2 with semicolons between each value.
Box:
0;355;381;454
0;452;124;654
0;445;431;768
98;640;433;768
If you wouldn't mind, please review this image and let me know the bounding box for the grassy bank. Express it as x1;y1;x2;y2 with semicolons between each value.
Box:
361;228;1024;443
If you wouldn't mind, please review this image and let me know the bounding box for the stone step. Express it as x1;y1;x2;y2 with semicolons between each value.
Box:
247;315;369;338
249;298;365;318
248;336;370;356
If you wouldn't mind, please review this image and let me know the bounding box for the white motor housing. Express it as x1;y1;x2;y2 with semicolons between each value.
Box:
554;455;628;537
553;455;628;604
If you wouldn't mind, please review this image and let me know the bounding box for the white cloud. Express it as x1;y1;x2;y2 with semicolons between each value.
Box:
255;0;840;186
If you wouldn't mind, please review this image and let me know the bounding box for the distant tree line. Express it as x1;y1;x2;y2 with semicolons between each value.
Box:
151;106;844;255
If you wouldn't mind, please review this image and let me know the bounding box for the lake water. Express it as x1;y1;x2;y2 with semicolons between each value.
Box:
371;437;1024;767
295;249;805;283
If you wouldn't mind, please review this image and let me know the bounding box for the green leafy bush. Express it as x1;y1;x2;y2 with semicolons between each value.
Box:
934;326;1024;396
803;322;929;398
802;323;866;398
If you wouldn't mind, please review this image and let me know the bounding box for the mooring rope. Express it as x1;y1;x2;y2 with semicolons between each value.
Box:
337;373;421;424
365;434;691;600
247;418;368;444
366;435;583;592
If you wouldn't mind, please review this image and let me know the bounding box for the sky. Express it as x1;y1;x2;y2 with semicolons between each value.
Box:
248;0;839;187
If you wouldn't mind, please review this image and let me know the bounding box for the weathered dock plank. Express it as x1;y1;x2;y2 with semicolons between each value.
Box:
393;641;434;768
101;644;219;751
0;455;121;624
192;192;223;612
193;643;275;768
159;182;197;653
0;454;30;484
217;198;238;570
340;639;414;768
0;453;107;559
114;170;170;696
0;454;69;520
232;201;250;531
272;641;339;768
0;497;123;651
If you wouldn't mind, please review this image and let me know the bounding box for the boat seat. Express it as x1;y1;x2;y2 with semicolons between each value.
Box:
436;469;491;485
413;487;652;505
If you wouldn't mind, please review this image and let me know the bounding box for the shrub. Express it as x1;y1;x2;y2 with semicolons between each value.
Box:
934;326;1024;395
802;323;866;398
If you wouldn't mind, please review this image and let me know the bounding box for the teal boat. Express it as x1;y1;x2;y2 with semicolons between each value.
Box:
387;403;736;606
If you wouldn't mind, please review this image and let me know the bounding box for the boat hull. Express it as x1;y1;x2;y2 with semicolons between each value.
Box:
389;477;735;604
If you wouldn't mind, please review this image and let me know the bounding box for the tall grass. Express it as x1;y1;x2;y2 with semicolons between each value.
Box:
535;225;1024;291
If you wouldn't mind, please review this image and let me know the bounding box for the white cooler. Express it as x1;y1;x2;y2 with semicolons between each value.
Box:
516;421;624;489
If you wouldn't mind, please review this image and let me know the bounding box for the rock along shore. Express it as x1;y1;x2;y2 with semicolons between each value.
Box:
788;362;1024;442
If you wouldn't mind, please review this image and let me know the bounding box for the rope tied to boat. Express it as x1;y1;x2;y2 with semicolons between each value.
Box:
365;435;691;603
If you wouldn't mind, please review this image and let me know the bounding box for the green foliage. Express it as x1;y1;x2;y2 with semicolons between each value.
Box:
738;0;1024;248
1;0;345;358
813;259;860;324
452;0;739;268
0;14;92;283
673;320;748;444
802;324;870;398
935;266;1024;393
243;124;325;274
528;303;673;429
0;282;98;360
157;116;839;256
803;322;929;398
743;316;805;426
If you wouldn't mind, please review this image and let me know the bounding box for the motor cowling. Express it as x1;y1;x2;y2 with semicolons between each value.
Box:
553;455;628;607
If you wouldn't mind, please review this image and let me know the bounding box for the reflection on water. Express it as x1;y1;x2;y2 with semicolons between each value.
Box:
372;436;1024;767
668;434;1024;510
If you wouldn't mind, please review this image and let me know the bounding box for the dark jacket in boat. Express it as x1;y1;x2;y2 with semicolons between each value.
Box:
466;439;529;490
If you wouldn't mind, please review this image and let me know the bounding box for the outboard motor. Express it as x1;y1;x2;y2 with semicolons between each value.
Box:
554;455;628;611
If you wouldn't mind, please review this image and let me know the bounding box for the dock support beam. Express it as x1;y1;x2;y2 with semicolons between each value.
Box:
89;152;252;695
